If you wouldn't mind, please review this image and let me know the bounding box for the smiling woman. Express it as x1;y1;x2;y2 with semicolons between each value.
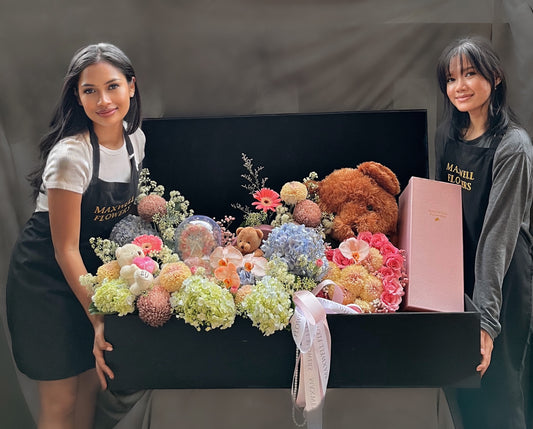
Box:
435;36;533;429
77;62;136;149
5;43;145;429
445;56;496;140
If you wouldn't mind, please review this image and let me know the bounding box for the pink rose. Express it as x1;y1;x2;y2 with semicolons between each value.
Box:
370;233;389;249
385;253;404;271
326;248;354;269
380;292;403;312
379;242;399;257
382;277;403;295
378;266;395;278
357;231;373;244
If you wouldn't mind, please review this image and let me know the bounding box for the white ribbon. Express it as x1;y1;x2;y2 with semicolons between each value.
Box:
291;284;361;429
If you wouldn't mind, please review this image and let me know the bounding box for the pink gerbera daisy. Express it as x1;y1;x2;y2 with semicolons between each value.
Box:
251;188;281;212
132;234;163;256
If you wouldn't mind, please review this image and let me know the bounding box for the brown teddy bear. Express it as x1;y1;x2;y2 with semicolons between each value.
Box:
235;226;264;257
317;161;400;243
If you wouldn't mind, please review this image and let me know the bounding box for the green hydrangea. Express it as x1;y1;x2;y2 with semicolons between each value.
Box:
238;276;293;336
170;275;236;331
92;278;135;316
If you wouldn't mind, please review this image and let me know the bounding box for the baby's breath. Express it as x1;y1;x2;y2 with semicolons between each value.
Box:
89;237;118;263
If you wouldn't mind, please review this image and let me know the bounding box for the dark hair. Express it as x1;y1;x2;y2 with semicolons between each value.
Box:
28;43;142;202
436;36;517;141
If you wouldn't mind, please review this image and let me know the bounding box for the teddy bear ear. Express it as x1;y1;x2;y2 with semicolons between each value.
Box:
255;228;264;240
357;161;401;196
236;227;243;235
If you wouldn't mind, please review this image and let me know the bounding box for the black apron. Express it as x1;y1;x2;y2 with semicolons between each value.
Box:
6;128;139;380
439;135;497;297
439;134;533;429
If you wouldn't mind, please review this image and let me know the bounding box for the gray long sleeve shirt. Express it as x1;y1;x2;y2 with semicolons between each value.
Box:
435;126;533;339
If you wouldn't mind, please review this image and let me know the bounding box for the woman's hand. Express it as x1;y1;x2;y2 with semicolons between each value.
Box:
93;317;114;390
476;329;494;377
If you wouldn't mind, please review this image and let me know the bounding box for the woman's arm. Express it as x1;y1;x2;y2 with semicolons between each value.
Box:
48;188;114;388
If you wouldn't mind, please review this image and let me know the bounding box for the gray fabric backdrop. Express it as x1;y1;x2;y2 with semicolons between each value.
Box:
1;1;532;427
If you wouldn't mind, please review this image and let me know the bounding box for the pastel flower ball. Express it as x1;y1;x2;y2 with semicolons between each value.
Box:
138;194;167;222
293;199;322;227
137;286;172;327
158;261;192;292
96;260;121;283
280;181;308;205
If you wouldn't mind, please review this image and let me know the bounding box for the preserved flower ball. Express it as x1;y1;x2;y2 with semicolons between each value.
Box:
137;286;172;327
158;261;192;292
358;274;383;303
96;260;121;283
353;298;375;313
280;181;308;205
339;264;367;304
293;199;322;228
138;194;167;222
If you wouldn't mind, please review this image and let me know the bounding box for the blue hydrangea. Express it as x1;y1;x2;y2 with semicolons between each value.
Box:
109;214;159;245
261;223;328;281
238;268;256;285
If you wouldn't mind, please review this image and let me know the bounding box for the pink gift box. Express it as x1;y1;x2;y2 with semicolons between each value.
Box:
398;177;464;312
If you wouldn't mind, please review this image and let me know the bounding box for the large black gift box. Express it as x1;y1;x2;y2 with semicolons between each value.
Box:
103;111;480;391
104;297;479;390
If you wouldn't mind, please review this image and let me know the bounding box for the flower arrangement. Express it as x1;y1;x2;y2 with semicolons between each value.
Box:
322;232;407;313
82;156;407;336
231;153;333;234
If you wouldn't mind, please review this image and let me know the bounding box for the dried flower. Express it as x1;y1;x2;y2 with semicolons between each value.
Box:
89;237;119;263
